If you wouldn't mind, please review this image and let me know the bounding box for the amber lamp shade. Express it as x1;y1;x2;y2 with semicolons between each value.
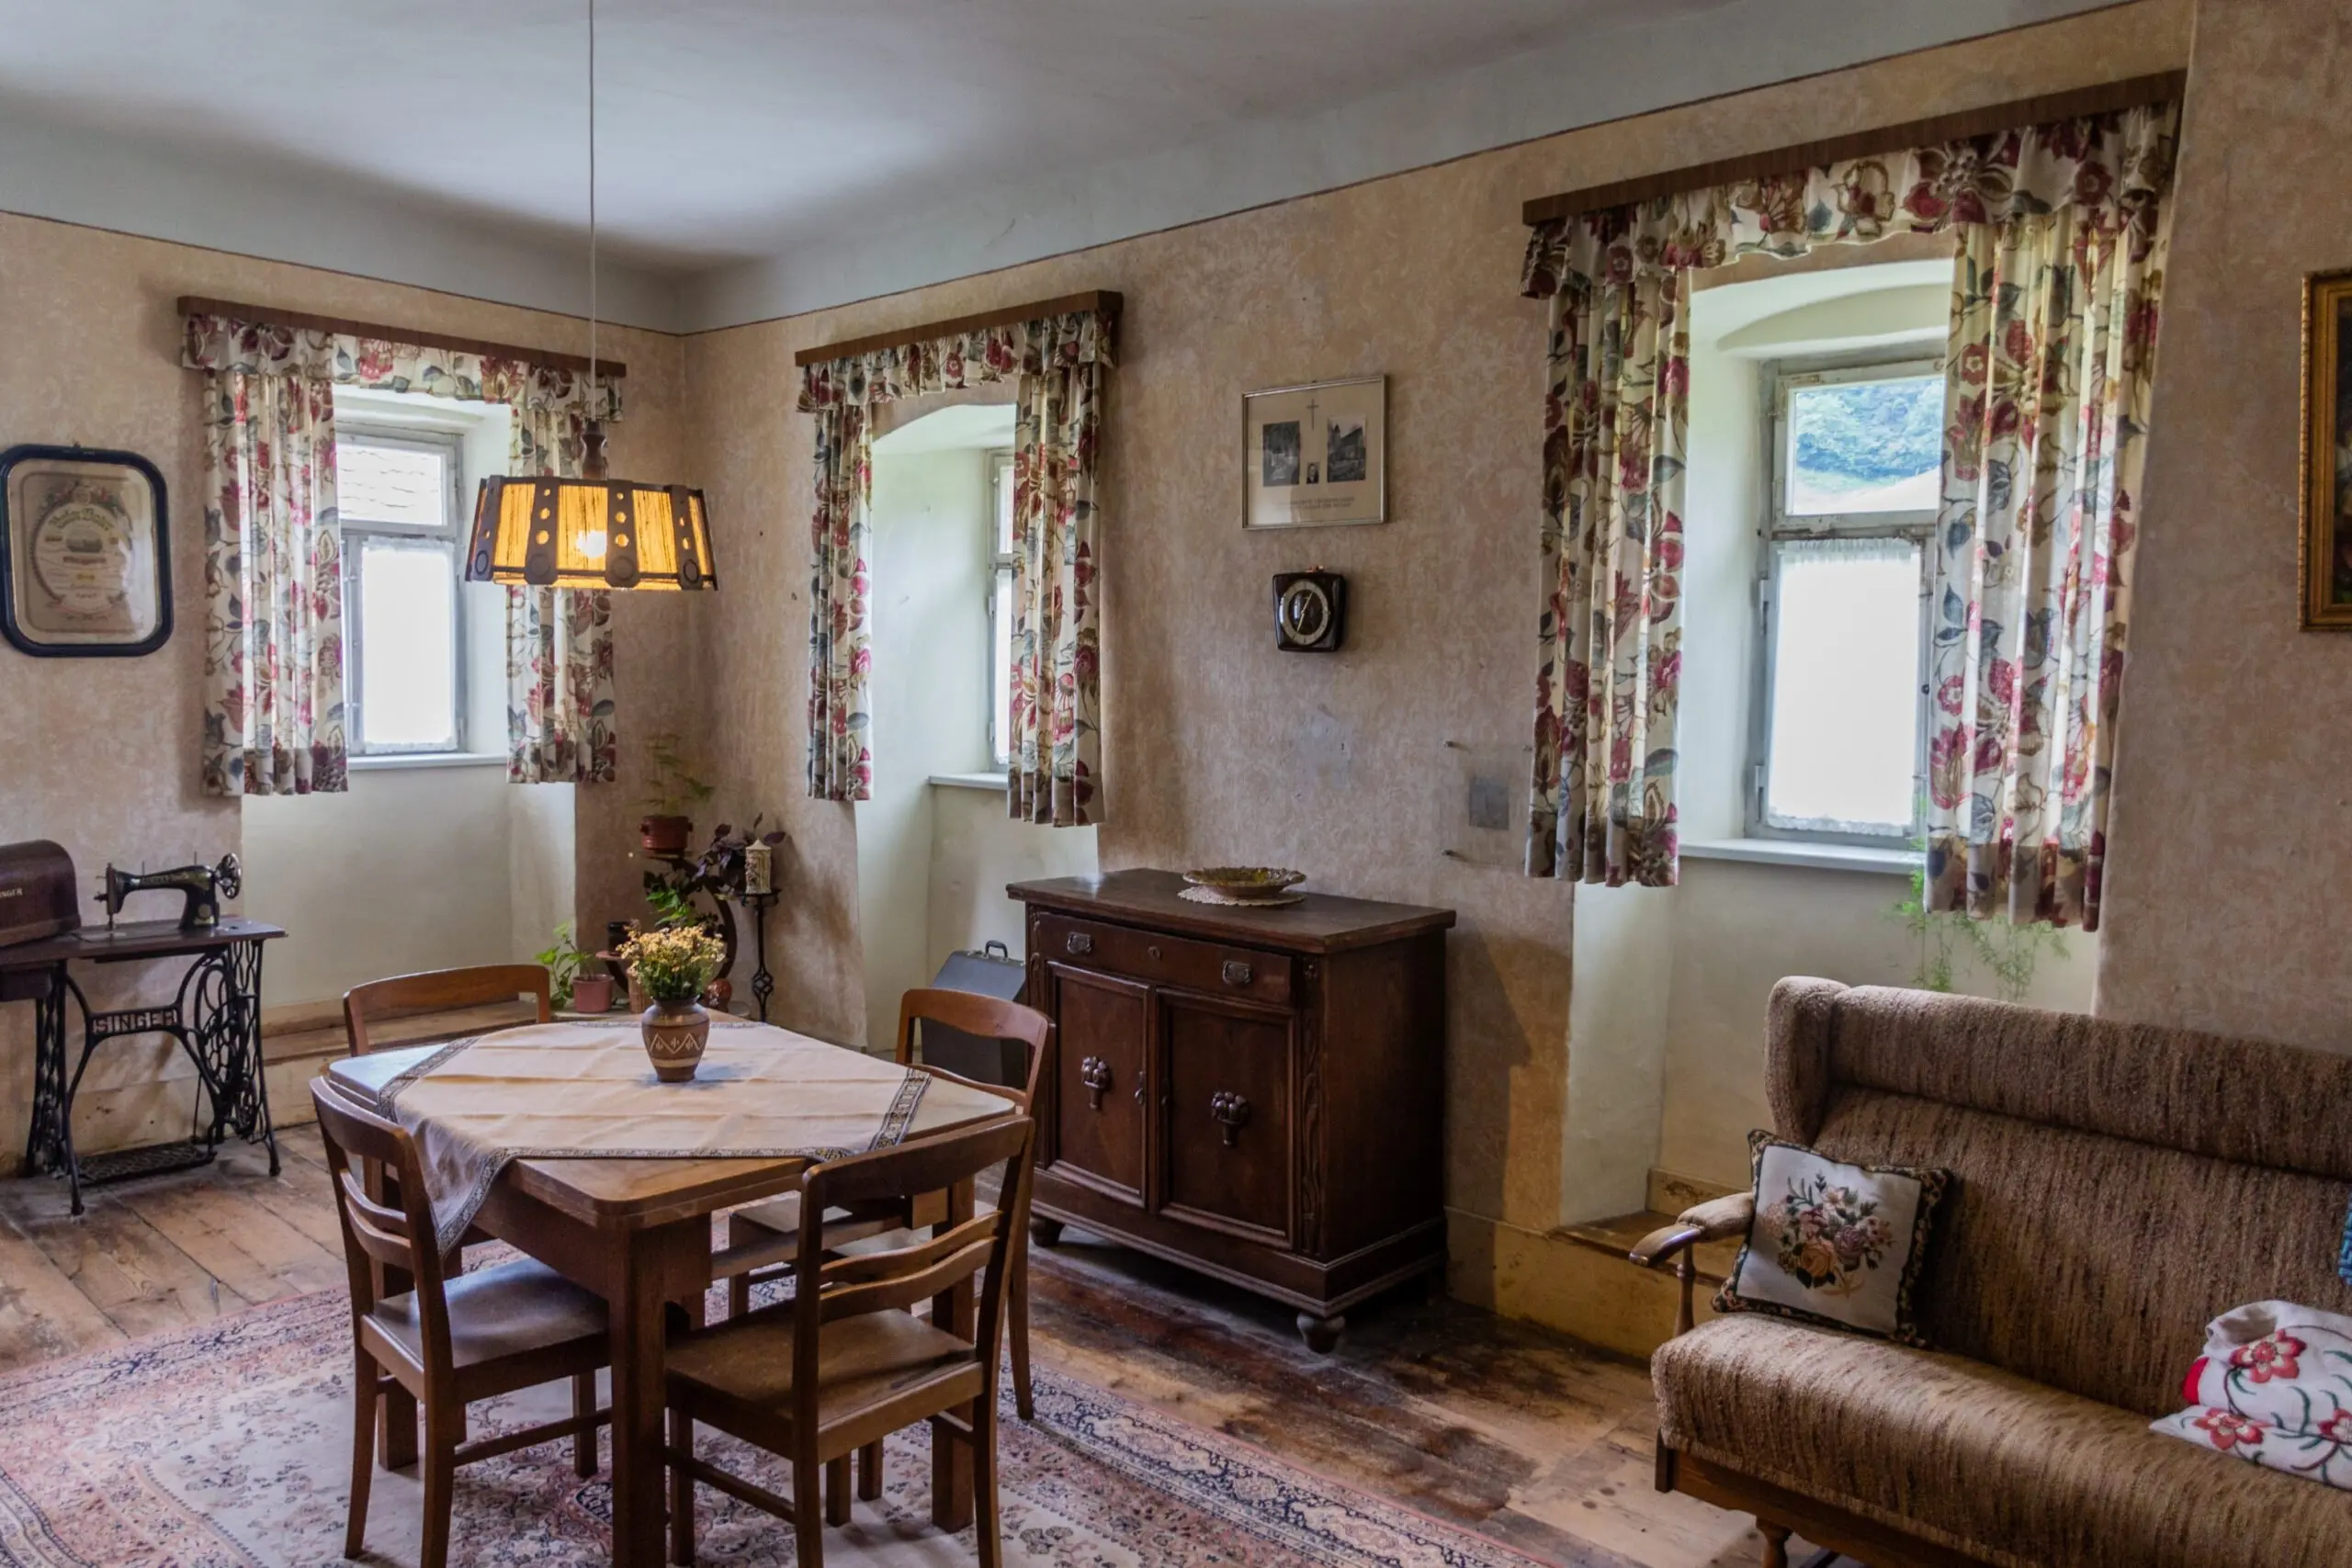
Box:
464;429;715;591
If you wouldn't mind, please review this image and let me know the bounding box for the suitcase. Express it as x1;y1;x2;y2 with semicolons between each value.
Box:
919;940;1028;1087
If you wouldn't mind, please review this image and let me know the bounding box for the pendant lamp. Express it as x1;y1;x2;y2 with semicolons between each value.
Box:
464;0;715;592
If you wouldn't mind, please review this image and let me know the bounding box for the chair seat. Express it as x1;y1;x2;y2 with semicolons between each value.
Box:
367;1257;607;1373
1655;1314;2352;1568
668;1302;978;1431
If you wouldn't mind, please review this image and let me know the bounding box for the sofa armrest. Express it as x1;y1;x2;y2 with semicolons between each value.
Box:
1631;1192;1751;1340
1630;1193;1753;1267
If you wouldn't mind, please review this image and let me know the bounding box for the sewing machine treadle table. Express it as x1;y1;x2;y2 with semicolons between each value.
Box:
1;917;285;1213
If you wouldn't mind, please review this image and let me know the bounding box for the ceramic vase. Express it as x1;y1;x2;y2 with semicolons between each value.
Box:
641;999;711;1082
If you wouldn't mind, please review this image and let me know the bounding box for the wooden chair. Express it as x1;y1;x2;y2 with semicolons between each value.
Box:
715;988;1052;1418
342;963;552;1056
309;1077;610;1568
665;1111;1038;1568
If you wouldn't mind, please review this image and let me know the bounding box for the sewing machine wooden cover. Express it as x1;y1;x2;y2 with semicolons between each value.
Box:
0;840;79;951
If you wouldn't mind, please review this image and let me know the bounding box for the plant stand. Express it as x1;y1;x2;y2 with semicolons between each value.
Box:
733;891;778;1022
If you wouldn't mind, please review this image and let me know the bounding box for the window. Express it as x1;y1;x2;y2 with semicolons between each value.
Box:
338;428;466;755
1750;357;1942;843
988;450;1015;768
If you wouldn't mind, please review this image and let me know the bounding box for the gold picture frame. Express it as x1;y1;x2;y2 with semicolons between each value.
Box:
1242;375;1386;530
2300;269;2352;630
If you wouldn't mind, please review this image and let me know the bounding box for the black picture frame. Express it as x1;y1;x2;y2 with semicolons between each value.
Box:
0;444;172;659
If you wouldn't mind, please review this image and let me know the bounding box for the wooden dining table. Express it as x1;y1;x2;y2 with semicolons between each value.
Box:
326;1024;1015;1568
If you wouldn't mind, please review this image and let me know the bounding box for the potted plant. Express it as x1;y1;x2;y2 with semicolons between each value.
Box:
536;922;601;1010
618;924;727;1081
639;732;715;856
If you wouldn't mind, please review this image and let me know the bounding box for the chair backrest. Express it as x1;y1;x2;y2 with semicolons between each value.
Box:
309;1076;458;1371
1769;977;2352;1416
788;1111;1037;1427
896;987;1051;1112
344;964;551;1056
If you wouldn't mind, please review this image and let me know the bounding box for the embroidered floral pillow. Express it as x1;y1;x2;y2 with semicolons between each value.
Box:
1713;1131;1950;1346
2150;1301;2352;1491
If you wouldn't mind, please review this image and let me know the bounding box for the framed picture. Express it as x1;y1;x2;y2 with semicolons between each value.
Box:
0;445;172;658
2301;270;2352;630
1243;375;1385;530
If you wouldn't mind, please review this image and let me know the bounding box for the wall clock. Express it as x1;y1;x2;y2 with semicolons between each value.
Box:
1273;570;1346;652
0;445;172;658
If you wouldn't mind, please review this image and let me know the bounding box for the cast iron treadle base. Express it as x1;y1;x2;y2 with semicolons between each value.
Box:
72;1139;216;1188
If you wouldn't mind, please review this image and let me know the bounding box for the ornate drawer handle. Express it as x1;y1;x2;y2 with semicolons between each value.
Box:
1209;1090;1251;1147
1221;960;1254;987
1080;1055;1113;1111
1066;931;1094;956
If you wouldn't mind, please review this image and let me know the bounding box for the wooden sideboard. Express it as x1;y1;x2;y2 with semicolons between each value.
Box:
1008;870;1453;1350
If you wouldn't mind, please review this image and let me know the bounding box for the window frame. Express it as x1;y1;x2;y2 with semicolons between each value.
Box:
987;449;1015;770
337;423;468;757
1746;351;1943;847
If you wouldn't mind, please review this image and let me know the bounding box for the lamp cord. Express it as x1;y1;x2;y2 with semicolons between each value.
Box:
587;0;598;413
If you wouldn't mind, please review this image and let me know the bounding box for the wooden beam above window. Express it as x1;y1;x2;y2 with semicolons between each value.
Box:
792;290;1123;368
1520;71;2187;228
175;296;626;379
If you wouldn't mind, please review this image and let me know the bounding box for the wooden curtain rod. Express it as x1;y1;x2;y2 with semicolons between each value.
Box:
175;296;627;378
1520;70;2187;227
793;289;1122;367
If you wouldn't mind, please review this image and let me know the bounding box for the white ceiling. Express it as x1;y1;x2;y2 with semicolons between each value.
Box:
0;0;2114;332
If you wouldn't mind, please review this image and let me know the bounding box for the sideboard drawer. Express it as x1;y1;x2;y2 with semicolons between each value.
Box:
1037;914;1294;1008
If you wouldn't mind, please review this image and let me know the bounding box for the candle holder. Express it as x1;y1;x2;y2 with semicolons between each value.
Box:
732;890;779;1022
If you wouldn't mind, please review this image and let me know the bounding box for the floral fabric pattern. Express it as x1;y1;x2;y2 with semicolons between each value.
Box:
199;369;346;795
1521;102;2177;910
2154;1301;2352;1492
504;402;617;785
797;302;1117;814
1009;363;1104;825
1716;1131;1949;1347
806;402;873;801
185;309;616;787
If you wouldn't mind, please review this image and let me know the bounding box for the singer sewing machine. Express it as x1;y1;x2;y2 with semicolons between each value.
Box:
0;840;280;1213
99;853;241;931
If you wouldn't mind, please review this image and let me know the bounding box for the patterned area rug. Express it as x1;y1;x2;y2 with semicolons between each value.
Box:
0;1286;1550;1568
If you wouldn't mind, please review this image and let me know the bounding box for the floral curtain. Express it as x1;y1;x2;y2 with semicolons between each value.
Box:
506;404;618;784
1010;363;1104;825
198;368;345;795
797;304;1116;815
185;310;619;786
1520;101;2177;909
806;401;873;801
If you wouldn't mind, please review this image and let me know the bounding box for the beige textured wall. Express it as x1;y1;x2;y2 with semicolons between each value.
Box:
677;0;2196;1257
2096;0;2352;1045
0;211;684;1166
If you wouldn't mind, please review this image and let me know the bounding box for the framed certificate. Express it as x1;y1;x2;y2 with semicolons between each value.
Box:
0;446;172;658
1243;375;1385;530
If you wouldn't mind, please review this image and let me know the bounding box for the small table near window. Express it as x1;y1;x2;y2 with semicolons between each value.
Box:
3;918;284;1214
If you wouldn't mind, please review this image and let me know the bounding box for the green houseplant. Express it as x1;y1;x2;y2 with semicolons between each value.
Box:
639;732;716;856
619;924;726;1081
535;922;589;1010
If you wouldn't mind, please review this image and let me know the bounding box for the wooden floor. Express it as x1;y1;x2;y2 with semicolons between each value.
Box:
0;1129;1829;1568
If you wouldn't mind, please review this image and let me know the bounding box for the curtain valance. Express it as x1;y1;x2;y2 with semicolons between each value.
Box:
1521;104;2176;299
795;305;1116;412
182;310;619;422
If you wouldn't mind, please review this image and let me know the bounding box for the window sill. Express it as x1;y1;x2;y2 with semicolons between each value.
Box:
1680;838;1919;876
929;772;1009;792
348;751;507;773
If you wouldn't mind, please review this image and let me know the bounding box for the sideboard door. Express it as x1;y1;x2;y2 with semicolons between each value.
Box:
1044;963;1152;1207
1156;992;1293;1247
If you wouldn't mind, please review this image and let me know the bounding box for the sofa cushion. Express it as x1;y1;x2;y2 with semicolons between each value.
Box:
1714;1132;1949;1345
1655;1315;2352;1568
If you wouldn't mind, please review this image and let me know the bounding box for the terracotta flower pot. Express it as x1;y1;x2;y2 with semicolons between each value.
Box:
640;815;694;855
641;999;711;1083
571;974;615;1013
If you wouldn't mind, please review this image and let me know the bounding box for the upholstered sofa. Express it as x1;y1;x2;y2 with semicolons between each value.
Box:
1634;978;2352;1568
